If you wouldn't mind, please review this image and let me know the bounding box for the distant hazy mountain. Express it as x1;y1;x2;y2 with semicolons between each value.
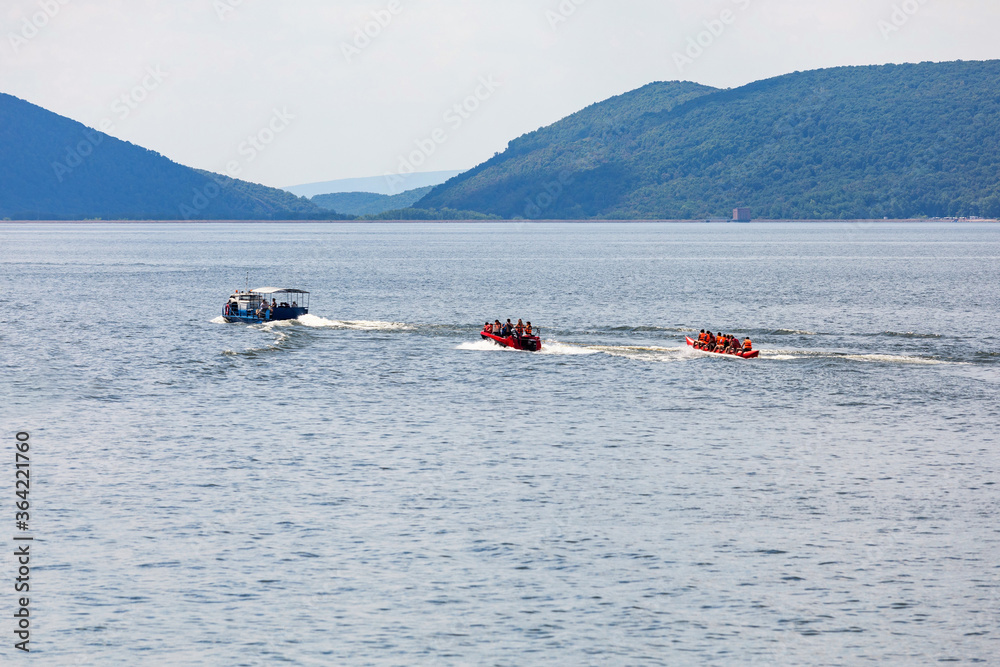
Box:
284;171;464;198
0;93;333;220
417;61;1000;219
312;186;434;216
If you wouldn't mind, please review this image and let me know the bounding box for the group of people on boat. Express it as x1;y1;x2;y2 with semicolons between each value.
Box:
224;292;298;320
484;318;534;339
695;330;753;355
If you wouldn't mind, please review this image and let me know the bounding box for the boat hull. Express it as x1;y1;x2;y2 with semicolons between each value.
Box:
686;336;759;359
481;331;542;352
223;307;308;324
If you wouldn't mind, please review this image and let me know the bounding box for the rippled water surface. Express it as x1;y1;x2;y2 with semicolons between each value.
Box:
2;222;999;665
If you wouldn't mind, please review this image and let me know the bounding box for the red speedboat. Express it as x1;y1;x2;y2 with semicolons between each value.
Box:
482;330;542;352
686;336;759;359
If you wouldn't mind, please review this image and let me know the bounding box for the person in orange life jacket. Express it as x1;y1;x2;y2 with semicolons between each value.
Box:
515;319;525;337
698;329;706;347
525;322;533;336
743;337;753;351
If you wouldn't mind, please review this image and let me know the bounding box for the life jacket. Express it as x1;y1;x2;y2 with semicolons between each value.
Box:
698;333;706;344
743;339;752;350
515;324;525;335
525;325;533;336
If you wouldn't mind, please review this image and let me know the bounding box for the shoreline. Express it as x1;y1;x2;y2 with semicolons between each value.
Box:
1;218;997;224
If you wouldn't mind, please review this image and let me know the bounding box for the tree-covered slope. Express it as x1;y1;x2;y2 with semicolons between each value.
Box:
312;186;434;216
0;93;328;220
417;61;1000;219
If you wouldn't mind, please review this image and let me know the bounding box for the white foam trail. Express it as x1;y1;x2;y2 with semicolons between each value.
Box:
538;342;600;356
259;320;294;329
210;316;228;324
297;314;413;331
221;330;288;356
841;353;945;365
457;339;517;352
254;321;291;344
594;346;696;363
587;345;688;354
585;344;695;363
456;339;599;355
759;349;947;365
760;349;825;358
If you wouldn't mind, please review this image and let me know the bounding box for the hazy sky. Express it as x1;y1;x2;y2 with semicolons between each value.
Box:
4;0;999;189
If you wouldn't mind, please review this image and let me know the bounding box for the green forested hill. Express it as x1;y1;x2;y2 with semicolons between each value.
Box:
0;93;332;220
417;61;1000;219
312;186;434;215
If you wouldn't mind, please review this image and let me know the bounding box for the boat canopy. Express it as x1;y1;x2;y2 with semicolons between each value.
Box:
251;287;310;295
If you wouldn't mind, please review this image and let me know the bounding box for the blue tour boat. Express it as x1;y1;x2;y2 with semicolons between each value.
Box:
223;287;310;324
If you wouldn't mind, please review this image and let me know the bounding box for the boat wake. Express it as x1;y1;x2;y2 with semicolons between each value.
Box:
879;331;943;339
457;338;952;366
458;340;696;361
456;339;598;355
539;342;601;356
603;325;700;334
211;313;411;331
213;317;296;357
456;339;519;353
585;344;693;363
760;349;948;365
214;315;959;366
296;314;413;331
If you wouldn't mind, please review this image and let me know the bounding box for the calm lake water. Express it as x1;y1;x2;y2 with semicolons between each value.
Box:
2;221;999;665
